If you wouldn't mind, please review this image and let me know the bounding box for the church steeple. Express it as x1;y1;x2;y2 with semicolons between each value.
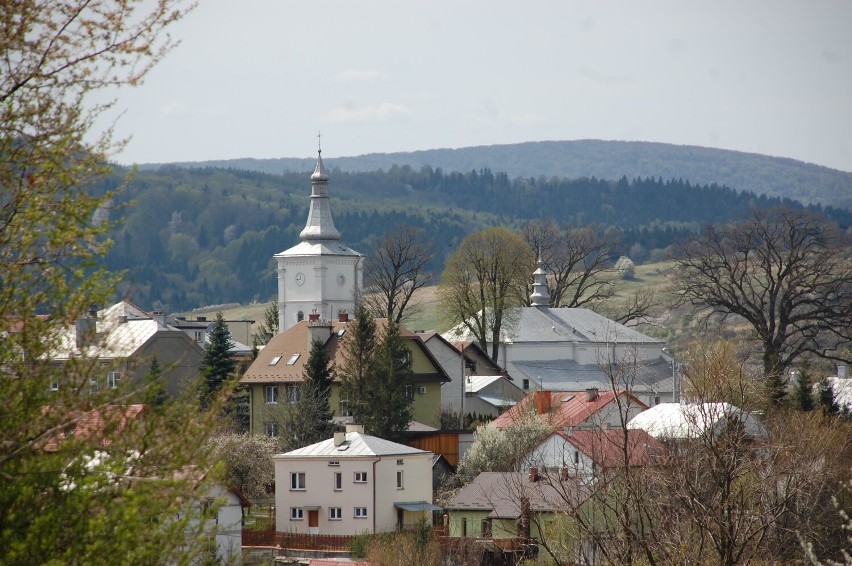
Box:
299;149;341;241
529;256;551;307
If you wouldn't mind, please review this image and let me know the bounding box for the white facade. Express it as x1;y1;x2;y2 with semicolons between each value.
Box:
273;425;436;535
206;484;247;563
275;150;364;332
524;432;596;476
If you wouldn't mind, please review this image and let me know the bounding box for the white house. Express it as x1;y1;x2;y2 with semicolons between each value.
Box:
273;424;439;535
442;262;673;405
201;483;251;564
274;149;364;332
523;428;664;476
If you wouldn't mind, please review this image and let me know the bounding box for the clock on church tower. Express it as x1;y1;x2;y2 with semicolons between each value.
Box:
273;148;364;332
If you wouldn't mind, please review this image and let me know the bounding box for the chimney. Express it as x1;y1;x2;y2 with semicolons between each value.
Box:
564;426;573;437
585;387;599;401
838;365;848;379
308;309;320;322
528;467;539;482
338;311;349;323
560;467;570;481
307;316;333;349
535;391;551;415
345;423;364;435
118;315;128;324
334;431;346;446
152;309;166;327
75;310;97;348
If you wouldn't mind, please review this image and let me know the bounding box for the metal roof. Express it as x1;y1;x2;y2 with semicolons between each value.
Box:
444;306;663;345
276;431;431;459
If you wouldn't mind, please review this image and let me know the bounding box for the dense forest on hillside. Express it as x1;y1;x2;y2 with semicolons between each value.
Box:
102;164;852;313
144;140;852;211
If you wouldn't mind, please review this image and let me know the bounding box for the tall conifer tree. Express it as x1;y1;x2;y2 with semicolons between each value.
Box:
199;312;236;409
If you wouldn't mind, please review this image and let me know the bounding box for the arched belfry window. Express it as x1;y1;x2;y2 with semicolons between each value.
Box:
297;311;304;322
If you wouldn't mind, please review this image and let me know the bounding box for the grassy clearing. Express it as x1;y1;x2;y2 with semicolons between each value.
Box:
184;261;680;340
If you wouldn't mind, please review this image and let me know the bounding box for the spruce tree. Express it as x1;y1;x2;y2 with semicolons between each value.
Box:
364;321;415;442
792;357;815;412
338;306;380;421
293;338;335;445
199;312;236;409
818;377;840;416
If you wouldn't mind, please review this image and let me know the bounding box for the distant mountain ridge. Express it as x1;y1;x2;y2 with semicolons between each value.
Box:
139;140;852;211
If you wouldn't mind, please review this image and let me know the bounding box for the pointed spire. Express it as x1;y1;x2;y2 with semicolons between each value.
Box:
299;148;341;241
529;256;551;307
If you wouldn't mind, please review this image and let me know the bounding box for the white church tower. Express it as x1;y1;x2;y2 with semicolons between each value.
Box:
274;149;364;332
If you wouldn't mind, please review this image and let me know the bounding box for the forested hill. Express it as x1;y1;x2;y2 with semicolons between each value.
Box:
102;164;851;314
137;140;852;211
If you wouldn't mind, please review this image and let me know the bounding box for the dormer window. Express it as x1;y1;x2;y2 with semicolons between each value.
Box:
269;355;282;366
286;354;300;366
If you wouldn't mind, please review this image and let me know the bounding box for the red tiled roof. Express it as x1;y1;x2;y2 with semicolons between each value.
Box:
41;404;146;451
490;390;646;430
553;428;665;468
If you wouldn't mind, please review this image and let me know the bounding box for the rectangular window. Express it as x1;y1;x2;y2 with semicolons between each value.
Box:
354;471;367;483
329;507;342;520
354;507;368;519
404;384;413;400
396;459;404;465
264;385;279;404
286;384;301;404
264;422;279;438
107;371;120;389
328;460;340;466
334;472;342;491
89;378;99;393
522;379;530;390
49;380;60;392
269;355;282;366
194;330;204;343
290;507;303;520
396;470;404;489
290;472;306;490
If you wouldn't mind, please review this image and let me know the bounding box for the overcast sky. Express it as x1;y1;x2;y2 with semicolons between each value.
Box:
99;1;852;172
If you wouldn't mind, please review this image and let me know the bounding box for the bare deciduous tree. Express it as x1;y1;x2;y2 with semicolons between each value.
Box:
521;220;619;309
362;224;433;324
671;207;852;405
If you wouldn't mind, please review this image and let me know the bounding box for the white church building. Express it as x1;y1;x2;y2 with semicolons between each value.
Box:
274;150;364;332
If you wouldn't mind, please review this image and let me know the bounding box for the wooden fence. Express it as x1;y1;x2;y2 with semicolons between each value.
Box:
242;530;355;551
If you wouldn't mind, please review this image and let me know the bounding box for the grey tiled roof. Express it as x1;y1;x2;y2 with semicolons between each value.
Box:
445;471;589;517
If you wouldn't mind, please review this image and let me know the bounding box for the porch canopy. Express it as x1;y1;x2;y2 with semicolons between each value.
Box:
394;501;442;512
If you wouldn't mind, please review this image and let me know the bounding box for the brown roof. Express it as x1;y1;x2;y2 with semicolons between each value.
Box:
491;390;647;430
553;428;665;468
446;471;589;517
240;318;449;385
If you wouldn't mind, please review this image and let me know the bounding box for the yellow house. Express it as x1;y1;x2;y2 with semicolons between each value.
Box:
240;315;450;437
